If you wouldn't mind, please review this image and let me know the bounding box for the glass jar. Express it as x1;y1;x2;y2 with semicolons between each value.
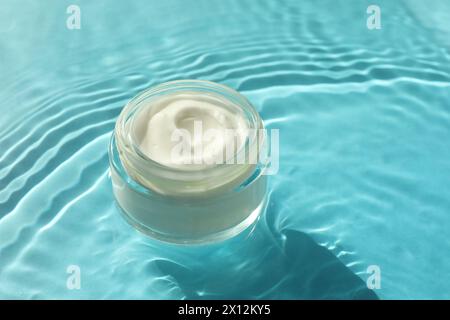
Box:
109;80;268;244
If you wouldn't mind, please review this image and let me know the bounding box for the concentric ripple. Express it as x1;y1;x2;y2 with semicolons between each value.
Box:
1;0;450;299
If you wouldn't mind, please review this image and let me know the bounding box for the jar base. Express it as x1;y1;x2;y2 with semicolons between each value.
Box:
115;195;267;245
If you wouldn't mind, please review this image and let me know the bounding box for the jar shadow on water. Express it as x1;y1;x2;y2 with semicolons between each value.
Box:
109;196;379;300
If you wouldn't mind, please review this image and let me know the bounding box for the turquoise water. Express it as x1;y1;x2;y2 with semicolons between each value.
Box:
1;0;450;299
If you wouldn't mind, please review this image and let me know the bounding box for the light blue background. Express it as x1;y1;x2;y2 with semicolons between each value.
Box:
1;0;449;299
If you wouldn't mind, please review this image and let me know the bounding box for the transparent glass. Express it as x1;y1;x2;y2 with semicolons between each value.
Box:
109;80;268;244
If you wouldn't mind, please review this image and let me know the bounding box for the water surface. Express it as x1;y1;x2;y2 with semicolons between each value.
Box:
1;0;450;299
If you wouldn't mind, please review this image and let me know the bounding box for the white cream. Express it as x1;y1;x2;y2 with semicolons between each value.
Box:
134;93;248;169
